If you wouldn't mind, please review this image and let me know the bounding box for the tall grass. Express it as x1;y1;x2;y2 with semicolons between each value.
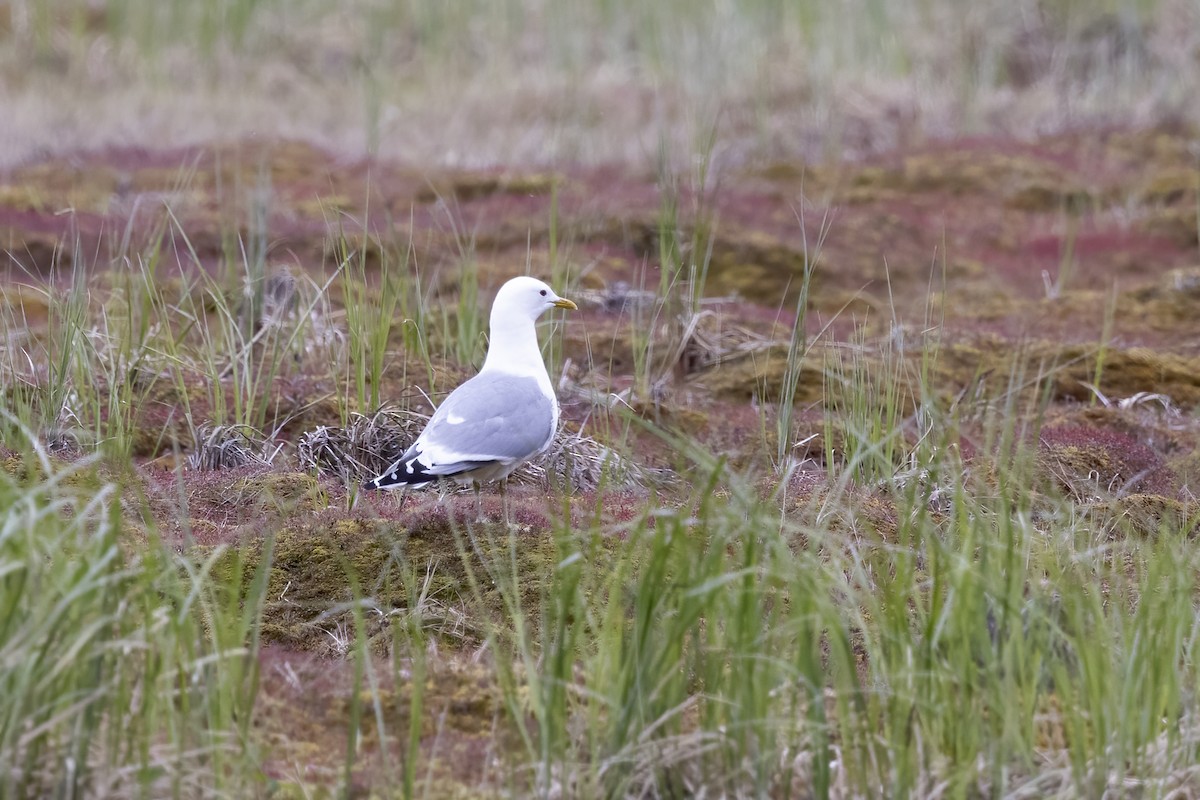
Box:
444;396;1200;797
164;200;337;437
337;223;410;416
0;195;345;457
1;223;178;460
0;429;271;796
824;326;913;485
627;137;720;404
775;197;829;468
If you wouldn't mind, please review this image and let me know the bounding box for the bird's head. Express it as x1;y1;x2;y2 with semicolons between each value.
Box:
492;276;577;321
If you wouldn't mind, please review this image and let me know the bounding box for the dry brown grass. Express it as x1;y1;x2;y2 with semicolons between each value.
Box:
188;422;280;471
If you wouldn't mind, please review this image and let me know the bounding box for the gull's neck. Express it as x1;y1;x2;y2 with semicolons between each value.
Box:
480;314;549;382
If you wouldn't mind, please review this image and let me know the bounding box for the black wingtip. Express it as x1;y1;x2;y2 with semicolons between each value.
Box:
365;470;416;491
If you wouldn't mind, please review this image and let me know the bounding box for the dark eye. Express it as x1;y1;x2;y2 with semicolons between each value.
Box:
539;289;547;296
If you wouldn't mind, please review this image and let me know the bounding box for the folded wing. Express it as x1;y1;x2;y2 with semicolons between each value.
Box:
366;373;555;489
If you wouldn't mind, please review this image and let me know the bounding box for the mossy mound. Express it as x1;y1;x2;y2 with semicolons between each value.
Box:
198;514;400;652
935;339;1200;411
1050;347;1200;407
0;282;52;329
182;469;327;527
1125;268;1200;329
0;226;65;273
1168;449;1200;496
207;502;568;653
253;643;511;798
415;170;558;203
703;230;810;306
1044;403;1190;458
1089;494;1200;538
232;470;327;511
1038;426;1178;500
0;450;102;490
397;501;566;635
1136;205;1199;246
5;159;120;215
768;469;900;545
693;346;823;402
834;149;1095;212
349;661;503;740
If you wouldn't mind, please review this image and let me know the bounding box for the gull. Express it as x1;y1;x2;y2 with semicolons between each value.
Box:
364;276;577;516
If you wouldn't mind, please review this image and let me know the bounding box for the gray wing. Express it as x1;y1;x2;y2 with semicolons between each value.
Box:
407;373;555;474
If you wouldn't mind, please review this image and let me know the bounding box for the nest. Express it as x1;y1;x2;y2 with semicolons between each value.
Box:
296;405;666;493
296;407;427;485
513;428;673;493
187;424;280;471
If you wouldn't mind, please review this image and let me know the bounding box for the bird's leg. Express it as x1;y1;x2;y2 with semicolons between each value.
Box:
500;478;510;526
473;481;484;522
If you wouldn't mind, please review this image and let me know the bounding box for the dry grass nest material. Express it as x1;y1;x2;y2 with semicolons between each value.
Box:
296;407;420;484
518;427;675;493
675;310;781;376
187;424;281;471
296;406;669;493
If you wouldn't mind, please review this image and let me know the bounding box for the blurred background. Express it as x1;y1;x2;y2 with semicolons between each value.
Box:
2;0;1197;171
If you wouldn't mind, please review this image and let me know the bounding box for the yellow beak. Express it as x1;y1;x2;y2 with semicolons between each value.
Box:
552;298;578;311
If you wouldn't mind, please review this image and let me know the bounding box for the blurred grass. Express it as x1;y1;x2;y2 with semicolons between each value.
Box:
1;0;1195;169
0;438;270;797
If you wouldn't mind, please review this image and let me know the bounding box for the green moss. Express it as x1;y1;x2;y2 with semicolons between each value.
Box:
348;662;501;739
0;452;100;490
402;512;562;634
269;517;392;603
200;516;395;651
704;230;809;306
205;507;568;653
934;339;1200;410
840;151;1093;211
234;472;327;513
11;160;119;214
1052;347;1200;407
182;517;222;539
1;455;31;479
0;184;50;212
